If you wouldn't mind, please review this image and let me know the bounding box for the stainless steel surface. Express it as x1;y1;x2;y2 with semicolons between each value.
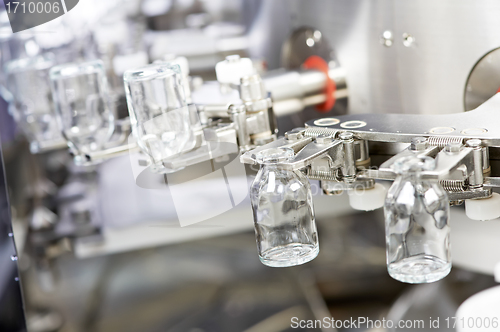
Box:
192;66;348;118
263;69;325;102
244;139;343;171
467;139;485;187
0;136;26;331
240;74;267;103
356;139;369;162
7;2;500;331
362;145;439;180
444;142;463;154
314;134;334;145
448;188;492;201
263;67;348;116
484;176;500;187
340;132;356;181
410;137;428;151
464;47;500;111
240;135;313;165
304;94;500;146
364;146;477;183
280;26;333;70
244;105;499;201
31;138;68;154
319;178;375;193
86;142;140;162
284;0;500;115
229;104;250;148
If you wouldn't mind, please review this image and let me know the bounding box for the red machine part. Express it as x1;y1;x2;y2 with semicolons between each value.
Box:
302;55;336;112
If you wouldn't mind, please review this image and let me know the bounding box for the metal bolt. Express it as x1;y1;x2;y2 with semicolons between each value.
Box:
466;139;482;148
341;132;356;182
228;104;249;148
402;33;415;47
313;30;322;41
315;134;334;144
445;142;463;154
339;132;354;141
228;104;246;114
380;30;393;47
466;139;484;188
240;74;266;102
410;137;427;151
285;131;304;141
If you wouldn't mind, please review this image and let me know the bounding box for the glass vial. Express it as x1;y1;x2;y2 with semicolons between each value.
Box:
5;54;63;153
385;155;451;283
0;26;39;102
50;60;115;163
124;63;195;173
250;147;319;267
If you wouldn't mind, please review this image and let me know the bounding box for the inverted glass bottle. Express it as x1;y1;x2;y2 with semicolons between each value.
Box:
123;63;195;173
50;60;115;163
385;155;451;283
0;24;39;102
5;54;63;153
250;148;319;267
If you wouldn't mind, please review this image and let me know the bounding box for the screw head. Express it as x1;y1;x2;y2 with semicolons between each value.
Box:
410;137;427;151
403;33;415;47
466;139;482;148
380;30;393;47
228;104;246;114
445;142;463;153
285;131;304;141
315;134;334;144
339;132;354;140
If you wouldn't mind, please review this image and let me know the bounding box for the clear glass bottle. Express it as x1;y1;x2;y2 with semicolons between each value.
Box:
5;54;63;153
250;147;319;267
123;63;195;173
50;60;115;163
0;24;40;102
385;155;451;283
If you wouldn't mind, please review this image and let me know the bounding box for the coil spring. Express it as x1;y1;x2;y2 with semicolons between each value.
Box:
440;180;466;192
427;136;463;147
307;169;339;181
304;127;338;138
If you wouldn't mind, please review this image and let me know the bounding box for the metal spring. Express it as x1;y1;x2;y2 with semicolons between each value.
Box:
304;127;338;138
307;169;339;181
440;180;466;192
427;136;463;147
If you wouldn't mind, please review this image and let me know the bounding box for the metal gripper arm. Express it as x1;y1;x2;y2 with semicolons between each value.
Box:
241;93;500;219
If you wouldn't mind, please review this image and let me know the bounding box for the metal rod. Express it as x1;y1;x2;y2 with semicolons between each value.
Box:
229;104;250;149
466;139;484;188
340;132;356;182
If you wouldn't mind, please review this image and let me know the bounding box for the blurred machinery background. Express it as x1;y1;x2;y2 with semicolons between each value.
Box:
1;1;500;331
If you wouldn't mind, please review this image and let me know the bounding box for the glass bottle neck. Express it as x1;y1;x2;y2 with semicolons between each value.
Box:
261;163;279;171
398;171;422;184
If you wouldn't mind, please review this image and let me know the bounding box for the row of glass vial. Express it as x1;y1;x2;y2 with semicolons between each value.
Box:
6;55;196;170
8;53;452;283
250;147;451;284
7;56;117;159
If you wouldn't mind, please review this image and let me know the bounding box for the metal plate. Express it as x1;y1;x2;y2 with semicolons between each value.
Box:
464;47;500;111
280;26;334;69
0;144;26;331
305;93;500;146
275;0;500;115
